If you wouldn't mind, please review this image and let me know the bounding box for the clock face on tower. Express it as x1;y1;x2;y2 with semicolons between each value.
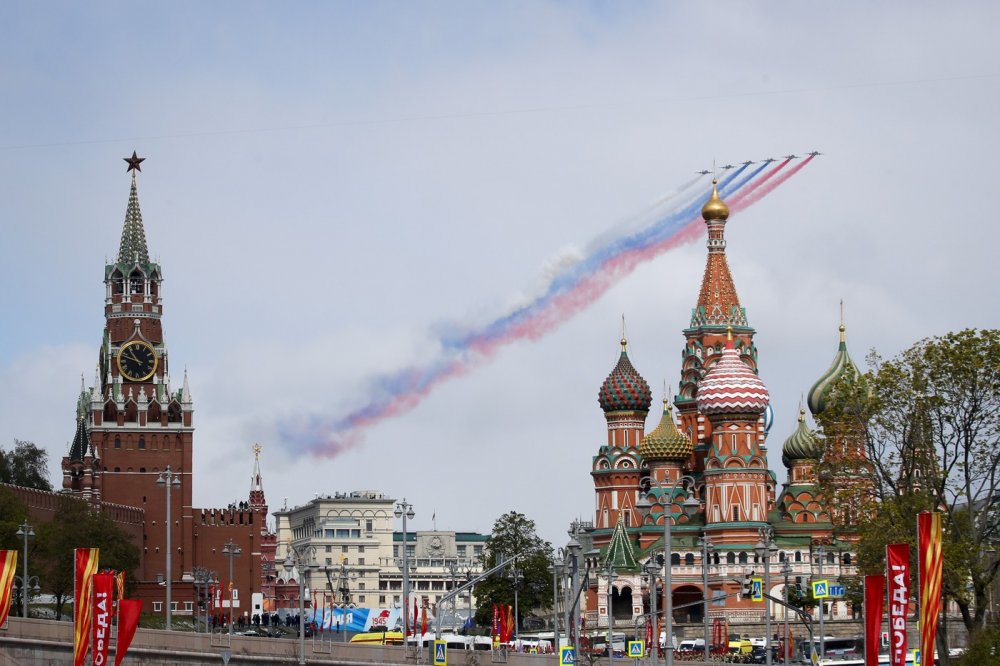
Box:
117;340;158;382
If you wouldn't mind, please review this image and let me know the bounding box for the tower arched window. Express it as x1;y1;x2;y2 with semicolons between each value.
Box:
684;553;694;566
779;552;785;563
738;552;748;565
726;553;736;565
794;551;802;563
129;270;144;294
671;553;680;566
138;437;145;450
115;436;121;449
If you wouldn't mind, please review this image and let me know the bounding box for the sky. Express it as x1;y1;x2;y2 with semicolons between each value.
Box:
1;1;999;550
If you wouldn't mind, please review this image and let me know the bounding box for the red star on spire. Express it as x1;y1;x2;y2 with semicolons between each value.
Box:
124;151;145;173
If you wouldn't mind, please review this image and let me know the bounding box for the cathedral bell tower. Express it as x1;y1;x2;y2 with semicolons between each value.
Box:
62;152;194;584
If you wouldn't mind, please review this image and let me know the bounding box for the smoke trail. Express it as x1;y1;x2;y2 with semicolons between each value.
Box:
279;158;813;455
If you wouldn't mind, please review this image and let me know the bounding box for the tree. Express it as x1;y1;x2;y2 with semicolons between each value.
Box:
473;511;553;632
815;329;1000;654
34;496;140;619
0;439;53;491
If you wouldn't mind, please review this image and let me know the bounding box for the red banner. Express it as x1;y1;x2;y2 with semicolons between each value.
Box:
919;512;943;664
887;544;910;666
492;603;499;641
0;550;17;627
74;548;100;666
114;599;142;666
864;575;885;666
92;573;113;666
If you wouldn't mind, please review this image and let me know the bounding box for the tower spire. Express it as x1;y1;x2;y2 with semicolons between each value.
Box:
691;178;746;328
118;152;150;265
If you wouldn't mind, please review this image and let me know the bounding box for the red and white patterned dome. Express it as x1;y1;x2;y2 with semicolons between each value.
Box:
696;335;769;415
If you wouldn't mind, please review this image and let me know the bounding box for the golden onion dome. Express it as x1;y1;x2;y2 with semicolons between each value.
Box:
640;400;693;462
701;178;730;221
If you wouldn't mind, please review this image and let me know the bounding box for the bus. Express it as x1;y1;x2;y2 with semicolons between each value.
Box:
800;637;861;661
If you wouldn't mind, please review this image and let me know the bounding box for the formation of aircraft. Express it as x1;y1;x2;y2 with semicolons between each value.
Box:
696;152;819;174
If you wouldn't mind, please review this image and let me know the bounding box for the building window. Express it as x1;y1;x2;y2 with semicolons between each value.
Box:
325;545;331;552
171;602;178;612
684;553;694;566
670;553;680;566
738;552;748;565
366;520;373;532
359;558;365;566
184;602;193;611
794;551;802;563
115;437;121;449
731;505;739;521
358;545;364;553
726;553;735;565
153;601;162;612
139;467;146;473
458;545;467;557
139;437;146;450
342;546;348;553
380;595;386;604
623;510;631;526
359;595;365;603
358;582;365;591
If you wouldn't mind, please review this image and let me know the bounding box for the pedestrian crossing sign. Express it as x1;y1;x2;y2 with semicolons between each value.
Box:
912;648;921;666
751;577;763;602
812;580;829;599
628;640;644;658
433;640;447;666
559;645;576;665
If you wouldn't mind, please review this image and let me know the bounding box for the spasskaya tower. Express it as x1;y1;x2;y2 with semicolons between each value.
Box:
62;151;194;589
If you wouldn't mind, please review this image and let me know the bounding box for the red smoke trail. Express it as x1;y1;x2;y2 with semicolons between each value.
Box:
300;158;815;456
732;155;814;209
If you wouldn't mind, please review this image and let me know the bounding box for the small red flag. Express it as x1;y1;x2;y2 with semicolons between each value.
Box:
114;599;142;666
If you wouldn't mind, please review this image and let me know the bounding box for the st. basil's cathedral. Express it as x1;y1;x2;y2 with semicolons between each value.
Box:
582;179;868;633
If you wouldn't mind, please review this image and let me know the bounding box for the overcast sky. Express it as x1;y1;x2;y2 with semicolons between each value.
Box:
1;2;998;549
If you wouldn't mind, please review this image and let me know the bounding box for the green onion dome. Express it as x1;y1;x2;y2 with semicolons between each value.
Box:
782;407;823;467
640;400;693;462
598;338;652;414
807;324;860;415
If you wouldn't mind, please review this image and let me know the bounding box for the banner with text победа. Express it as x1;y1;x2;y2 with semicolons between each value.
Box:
886;544;910;666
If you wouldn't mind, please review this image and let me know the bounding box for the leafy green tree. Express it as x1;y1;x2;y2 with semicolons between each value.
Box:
815;329;1000;660
0;439;53;491
35;496;140;619
473;511;553;632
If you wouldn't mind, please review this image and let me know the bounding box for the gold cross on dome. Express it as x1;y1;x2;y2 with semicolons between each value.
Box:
252;442;262;458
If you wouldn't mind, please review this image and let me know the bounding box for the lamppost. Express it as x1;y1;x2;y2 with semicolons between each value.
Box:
644;559;659;661
641;475;701;666
222;539;242;634
336;559;357;642
15;521;34;618
509;567;523;645
699;534;713;661
464;567;475;634
781;559;791;666
566;529;583;650
192;566;215;633
754;527;777;666
813;543;826;661
282;544;318;666
602;560;616;660
156;466;180;630
394;499;415;644
549;550;566;652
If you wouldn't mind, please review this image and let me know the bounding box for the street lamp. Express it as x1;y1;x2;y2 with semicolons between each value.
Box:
781;559;792;666
508;567;523;645
566;529;583;650
754;527;777;666
282;544;318;666
222;540;242;634
394;499;415;645
602;560;616;660
15;521;34;618
641;475;700;666
644;559;659;661
813;543;826;661
464;567;475;634
192;566;215;633
699;534;713;660
549;550;566;652
336;559;357;642
155;466;181;630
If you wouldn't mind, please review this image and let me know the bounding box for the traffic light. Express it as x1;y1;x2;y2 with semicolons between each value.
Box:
740;572;755;598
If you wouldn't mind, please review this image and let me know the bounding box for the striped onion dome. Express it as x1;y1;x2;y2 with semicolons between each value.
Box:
640;400;693;462
782;407;823;467
807;324;860;415
598;338;652;414
696;332;770;415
